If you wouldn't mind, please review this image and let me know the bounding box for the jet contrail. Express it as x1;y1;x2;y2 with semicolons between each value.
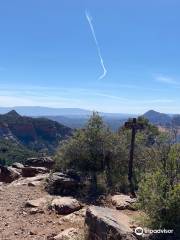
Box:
85;10;107;80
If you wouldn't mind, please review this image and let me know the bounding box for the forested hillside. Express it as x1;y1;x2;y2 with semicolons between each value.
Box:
0;110;72;165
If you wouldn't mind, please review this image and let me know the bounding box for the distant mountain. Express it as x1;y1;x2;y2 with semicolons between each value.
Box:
0;107;135;131
0;106;134;118
46;115;88;129
0;110;72;154
46;115;128;131
172;114;180;127
143;110;172;126
0;107;92;116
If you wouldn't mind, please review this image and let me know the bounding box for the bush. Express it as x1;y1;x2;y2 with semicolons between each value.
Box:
138;170;180;237
54;112;129;194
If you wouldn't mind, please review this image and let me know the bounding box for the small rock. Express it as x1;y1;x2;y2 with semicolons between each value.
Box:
29;230;37;235
47;233;57;240
53;228;79;240
12;162;24;169
111;194;136;210
25;197;49;208
28;181;41;187
29;208;44;214
22;211;27;216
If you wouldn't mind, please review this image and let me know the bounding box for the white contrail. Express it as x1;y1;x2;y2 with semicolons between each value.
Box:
85;10;107;80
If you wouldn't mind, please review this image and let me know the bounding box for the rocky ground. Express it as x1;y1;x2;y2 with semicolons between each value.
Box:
0;176;85;240
0;159;143;240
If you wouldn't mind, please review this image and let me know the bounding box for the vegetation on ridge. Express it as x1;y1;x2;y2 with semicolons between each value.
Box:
54;112;180;237
0;110;72;164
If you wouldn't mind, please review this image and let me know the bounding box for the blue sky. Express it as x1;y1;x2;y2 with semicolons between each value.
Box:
0;0;180;113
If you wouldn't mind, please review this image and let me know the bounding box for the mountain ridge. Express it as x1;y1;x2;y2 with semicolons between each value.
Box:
0;107;180;131
0;106;136;117
0;110;72;154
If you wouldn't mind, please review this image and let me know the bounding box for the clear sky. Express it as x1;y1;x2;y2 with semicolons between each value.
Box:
0;0;180;114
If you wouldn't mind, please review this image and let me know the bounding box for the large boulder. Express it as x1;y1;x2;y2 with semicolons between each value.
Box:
0;166;21;183
111;194;136;210
25;157;54;169
46;172;80;195
50;197;82;215
85;206;137;240
22;166;49;177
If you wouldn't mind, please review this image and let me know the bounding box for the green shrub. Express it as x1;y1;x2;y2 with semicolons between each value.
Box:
54;112;131;194
138;170;180;237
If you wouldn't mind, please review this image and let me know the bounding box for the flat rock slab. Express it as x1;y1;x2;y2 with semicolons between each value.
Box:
25;157;54;169
53;228;79;240
111;194;136;210
25;197;51;208
10;173;49;186
51;197;82;215
85;206;137;240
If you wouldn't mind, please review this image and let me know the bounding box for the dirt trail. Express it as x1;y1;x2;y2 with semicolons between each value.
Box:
0;181;84;240
0;176;142;240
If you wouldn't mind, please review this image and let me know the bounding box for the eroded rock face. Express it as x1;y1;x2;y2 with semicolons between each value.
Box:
0;166;21;183
85;206;137;240
25;157;54;169
46;172;80;195
111;194;136;210
22;166;49;177
50;197;82;215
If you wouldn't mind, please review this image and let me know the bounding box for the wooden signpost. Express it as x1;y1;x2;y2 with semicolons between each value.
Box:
124;118;144;197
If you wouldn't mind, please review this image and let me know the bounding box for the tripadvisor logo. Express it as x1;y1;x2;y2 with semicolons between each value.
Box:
134;227;144;236
134;227;174;236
